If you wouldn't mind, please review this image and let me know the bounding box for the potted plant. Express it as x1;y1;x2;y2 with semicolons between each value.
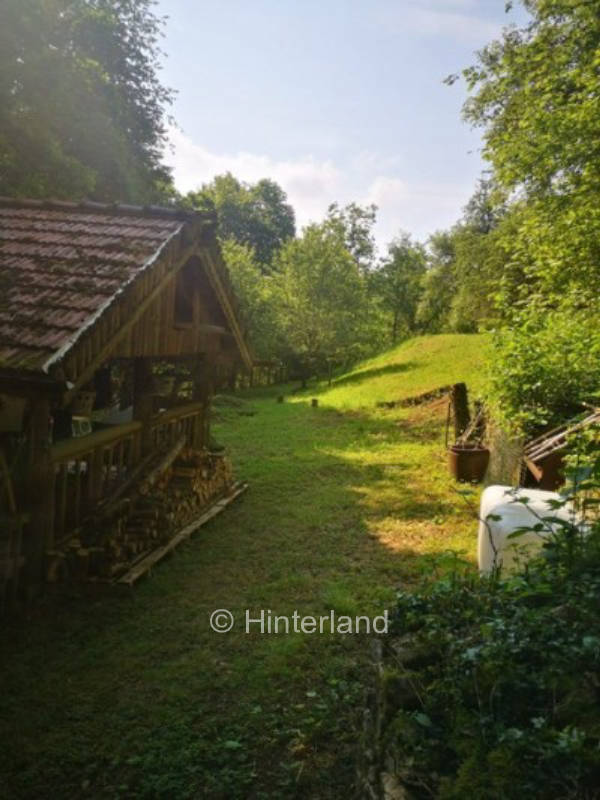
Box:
448;405;489;483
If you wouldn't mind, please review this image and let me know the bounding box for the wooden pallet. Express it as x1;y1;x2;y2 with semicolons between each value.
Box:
116;481;248;587
523;410;600;485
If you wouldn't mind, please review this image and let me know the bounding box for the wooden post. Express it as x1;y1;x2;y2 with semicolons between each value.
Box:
25;394;55;592
133;358;154;457
228;366;237;392
451;382;470;440
87;446;104;507
94;366;112;408
192;357;212;449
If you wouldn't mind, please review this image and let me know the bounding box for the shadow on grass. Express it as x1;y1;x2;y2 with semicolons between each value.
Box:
327;360;418;390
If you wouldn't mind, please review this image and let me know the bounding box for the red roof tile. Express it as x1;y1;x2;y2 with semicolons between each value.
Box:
0;199;189;373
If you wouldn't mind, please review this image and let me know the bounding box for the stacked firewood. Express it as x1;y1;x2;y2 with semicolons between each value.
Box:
48;447;234;582
171;448;233;506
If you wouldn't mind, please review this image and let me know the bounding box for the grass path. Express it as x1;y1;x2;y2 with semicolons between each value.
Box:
0;334;486;799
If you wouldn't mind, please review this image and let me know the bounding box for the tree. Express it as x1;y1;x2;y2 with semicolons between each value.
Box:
416;231;457;333
326;202;378;274
0;0;175;202
458;1;600;427
372;233;426;344
416;180;513;335
186;173;295;269
462;0;600;303
271;221;374;382
220;240;279;361
462;177;505;235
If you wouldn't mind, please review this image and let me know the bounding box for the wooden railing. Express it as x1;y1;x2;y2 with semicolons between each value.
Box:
51;421;143;542
49;402;205;544
151;401;205;451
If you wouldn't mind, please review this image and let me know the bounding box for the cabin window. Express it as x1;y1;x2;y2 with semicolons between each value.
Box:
174;262;195;325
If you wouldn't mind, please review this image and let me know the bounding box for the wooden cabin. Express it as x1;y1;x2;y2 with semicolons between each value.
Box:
0;198;252;600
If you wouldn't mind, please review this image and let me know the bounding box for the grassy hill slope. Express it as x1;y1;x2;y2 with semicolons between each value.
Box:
301;333;489;409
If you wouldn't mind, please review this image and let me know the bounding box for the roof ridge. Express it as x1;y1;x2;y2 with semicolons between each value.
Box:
0;196;215;223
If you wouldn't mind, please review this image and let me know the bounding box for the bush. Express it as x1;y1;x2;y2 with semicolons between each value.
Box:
375;449;600;798
486;305;600;433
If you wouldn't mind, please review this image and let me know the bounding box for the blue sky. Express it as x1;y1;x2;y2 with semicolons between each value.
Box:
157;0;527;250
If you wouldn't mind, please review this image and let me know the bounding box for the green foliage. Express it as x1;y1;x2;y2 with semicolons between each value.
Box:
460;2;600;429
221;240;280;361
371;233;426;344
417;181;511;336
270;220;378;378
203;189;383;377
0;0;175;202
416;231;456;333
487;304;600;432
186;173;295;269
447;218;509;332
381;448;600;798
325;201;378;274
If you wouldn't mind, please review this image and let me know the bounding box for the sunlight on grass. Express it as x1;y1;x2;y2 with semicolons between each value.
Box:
291;333;489;409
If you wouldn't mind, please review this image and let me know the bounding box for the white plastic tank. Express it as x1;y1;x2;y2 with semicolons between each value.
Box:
477;485;578;575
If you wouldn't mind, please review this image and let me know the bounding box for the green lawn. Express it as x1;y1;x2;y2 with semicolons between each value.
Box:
305;332;490;409
0;334;487;799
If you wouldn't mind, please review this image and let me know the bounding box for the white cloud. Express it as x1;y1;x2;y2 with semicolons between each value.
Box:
376;1;503;45
167;127;343;229
365;175;473;246
166;128;474;252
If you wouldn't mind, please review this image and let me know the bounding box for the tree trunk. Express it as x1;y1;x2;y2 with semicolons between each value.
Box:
132;358;154;457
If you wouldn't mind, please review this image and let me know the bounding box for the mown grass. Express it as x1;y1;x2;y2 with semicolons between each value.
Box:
0;334;487;799
303;333;490;409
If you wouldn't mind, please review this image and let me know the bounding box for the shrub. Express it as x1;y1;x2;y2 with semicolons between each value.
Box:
376;444;600;798
486;305;600;433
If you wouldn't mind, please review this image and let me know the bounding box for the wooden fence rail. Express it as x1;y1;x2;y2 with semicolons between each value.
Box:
50;402;205;544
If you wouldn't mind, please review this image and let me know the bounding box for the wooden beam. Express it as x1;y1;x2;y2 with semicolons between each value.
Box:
0;370;64;399
132;358;154;457
197;324;233;336
51;420;142;463
24;395;55;593
202;248;253;371
59;243;196;406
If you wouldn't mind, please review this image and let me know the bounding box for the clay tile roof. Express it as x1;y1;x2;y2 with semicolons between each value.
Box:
0;198;197;374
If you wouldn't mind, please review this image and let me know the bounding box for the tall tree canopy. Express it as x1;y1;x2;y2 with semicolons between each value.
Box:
416;231;457;333
459;0;600;428
220;240;279;362
372;233;426;344
462;0;600;303
326;202;378;274
270;220;375;379
0;0;175;202
186;174;295;269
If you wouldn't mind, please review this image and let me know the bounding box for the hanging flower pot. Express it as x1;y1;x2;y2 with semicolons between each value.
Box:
448;442;490;483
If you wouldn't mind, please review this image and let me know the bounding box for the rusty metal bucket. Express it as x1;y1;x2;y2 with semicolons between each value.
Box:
448;443;490;483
